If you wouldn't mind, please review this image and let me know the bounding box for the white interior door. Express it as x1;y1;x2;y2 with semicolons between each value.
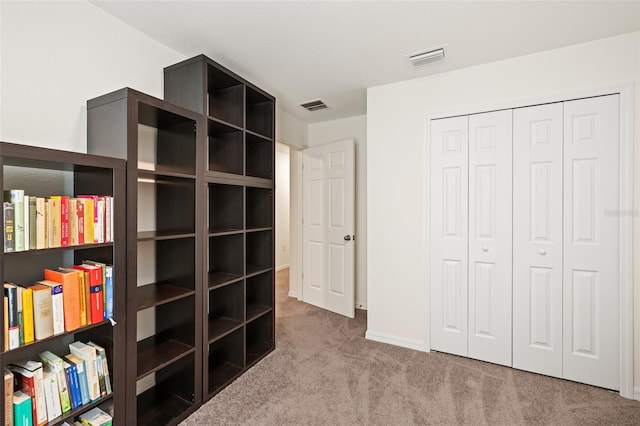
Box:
430;116;469;356
513;103;563;377
563;95;619;390
467;110;512;366
302;139;355;318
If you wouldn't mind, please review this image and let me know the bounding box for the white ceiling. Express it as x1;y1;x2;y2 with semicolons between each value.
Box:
92;0;640;124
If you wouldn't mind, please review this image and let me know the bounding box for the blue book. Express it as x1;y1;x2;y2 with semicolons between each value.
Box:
63;354;89;406
105;265;113;319
63;361;81;409
13;390;33;426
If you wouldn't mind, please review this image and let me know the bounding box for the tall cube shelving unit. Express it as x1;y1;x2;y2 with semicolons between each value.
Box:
87;88;204;425
164;55;275;399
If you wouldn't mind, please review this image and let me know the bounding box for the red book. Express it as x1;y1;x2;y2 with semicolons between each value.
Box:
59;195;69;247
76;200;85;245
73;264;103;323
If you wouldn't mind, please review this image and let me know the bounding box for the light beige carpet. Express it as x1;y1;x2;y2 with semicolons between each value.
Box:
181;269;640;425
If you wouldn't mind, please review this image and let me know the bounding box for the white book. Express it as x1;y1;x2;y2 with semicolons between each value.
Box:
68;342;100;402
104;197;112;243
38;280;65;336
23;195;29;251
42;371;62;421
96;198;105;244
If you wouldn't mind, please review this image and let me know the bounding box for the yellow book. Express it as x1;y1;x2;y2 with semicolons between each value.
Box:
78;198;94;244
21;287;34;344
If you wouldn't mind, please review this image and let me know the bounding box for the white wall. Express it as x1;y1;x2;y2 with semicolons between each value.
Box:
276;108;308;150
367;32;640;361
0;1;186;152
308;115;367;309
275;142;290;271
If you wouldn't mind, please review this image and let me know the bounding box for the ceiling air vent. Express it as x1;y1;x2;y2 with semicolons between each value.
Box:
300;99;328;112
408;47;445;67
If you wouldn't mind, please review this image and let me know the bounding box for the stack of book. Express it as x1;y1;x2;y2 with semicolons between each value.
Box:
3;190;114;253
3;262;114;351
6;342;112;425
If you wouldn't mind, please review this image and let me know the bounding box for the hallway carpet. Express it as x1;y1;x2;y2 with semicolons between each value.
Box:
181;269;640;425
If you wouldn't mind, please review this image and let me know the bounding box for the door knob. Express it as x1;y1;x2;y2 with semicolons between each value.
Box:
482;246;489;252
344;235;351;241
539;249;547;255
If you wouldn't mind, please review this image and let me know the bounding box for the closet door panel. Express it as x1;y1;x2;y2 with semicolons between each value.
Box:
513;103;563;377
467;110;512;366
563;95;619;390
430;116;469;356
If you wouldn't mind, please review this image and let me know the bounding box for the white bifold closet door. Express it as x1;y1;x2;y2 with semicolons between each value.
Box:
467;111;512;366
513;103;564;377
512;95;620;390
430;116;469;357
430;111;512;366
562;95;619;390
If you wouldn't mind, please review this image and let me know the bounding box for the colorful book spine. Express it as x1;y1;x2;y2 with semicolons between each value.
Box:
4;202;15;253
76;201;85;245
104;266;113;320
16;286;23;346
62;355;89;406
35;197;45;249
62;361;80;410
5;190;24;252
68;342;100;402
4;283;19;350
44;269;81;332
38;351;71;414
21;287;34;344
76;197;96;244
12;390;32;426
9;359;46;426
28;196;36;250
47;197;61;248
87;342;111;396
59;196;70;247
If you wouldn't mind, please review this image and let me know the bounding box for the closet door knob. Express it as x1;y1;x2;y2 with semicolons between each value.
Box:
482;246;489;252
539;249;547;255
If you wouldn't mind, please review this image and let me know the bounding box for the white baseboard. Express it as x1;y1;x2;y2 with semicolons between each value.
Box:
276;264;290;272
634;387;640;401
288;289;298;298
365;330;428;352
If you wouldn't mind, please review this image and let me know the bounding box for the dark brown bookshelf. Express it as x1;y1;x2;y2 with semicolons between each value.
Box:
0;141;126;425
87;88;204;425
164;55;275;400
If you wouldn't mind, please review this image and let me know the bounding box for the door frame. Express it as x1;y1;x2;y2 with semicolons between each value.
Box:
424;84;634;399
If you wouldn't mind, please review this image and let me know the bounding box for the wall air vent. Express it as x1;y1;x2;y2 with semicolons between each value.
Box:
300;99;328;111
408;47;445;67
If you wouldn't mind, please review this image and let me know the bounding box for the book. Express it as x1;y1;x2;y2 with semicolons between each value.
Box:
21;286;34;344
95;197;104;244
79;407;112;426
62;354;89;405
12;390;32;426
76;200;85;245
93;351;106;399
5;190;24;251
28;196;36;250
28;284;53;340
44;268;81;332
4;283;19;350
76;198;94;244
47;197;61;248
35;197;45;249
9;359;46;426
22;195;29;253
59;196;69;247
5;368;13;426
4;202;15;253
104;196;112;243
16;286;24;346
68;342;100;402
87;342;111;396
69;199;78;246
62;361;80;410
72;264;102;323
37;280;64;336
58;268;87;327
82;261;106;320
104;266;113;320
38;351;71;414
41;371;62;421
